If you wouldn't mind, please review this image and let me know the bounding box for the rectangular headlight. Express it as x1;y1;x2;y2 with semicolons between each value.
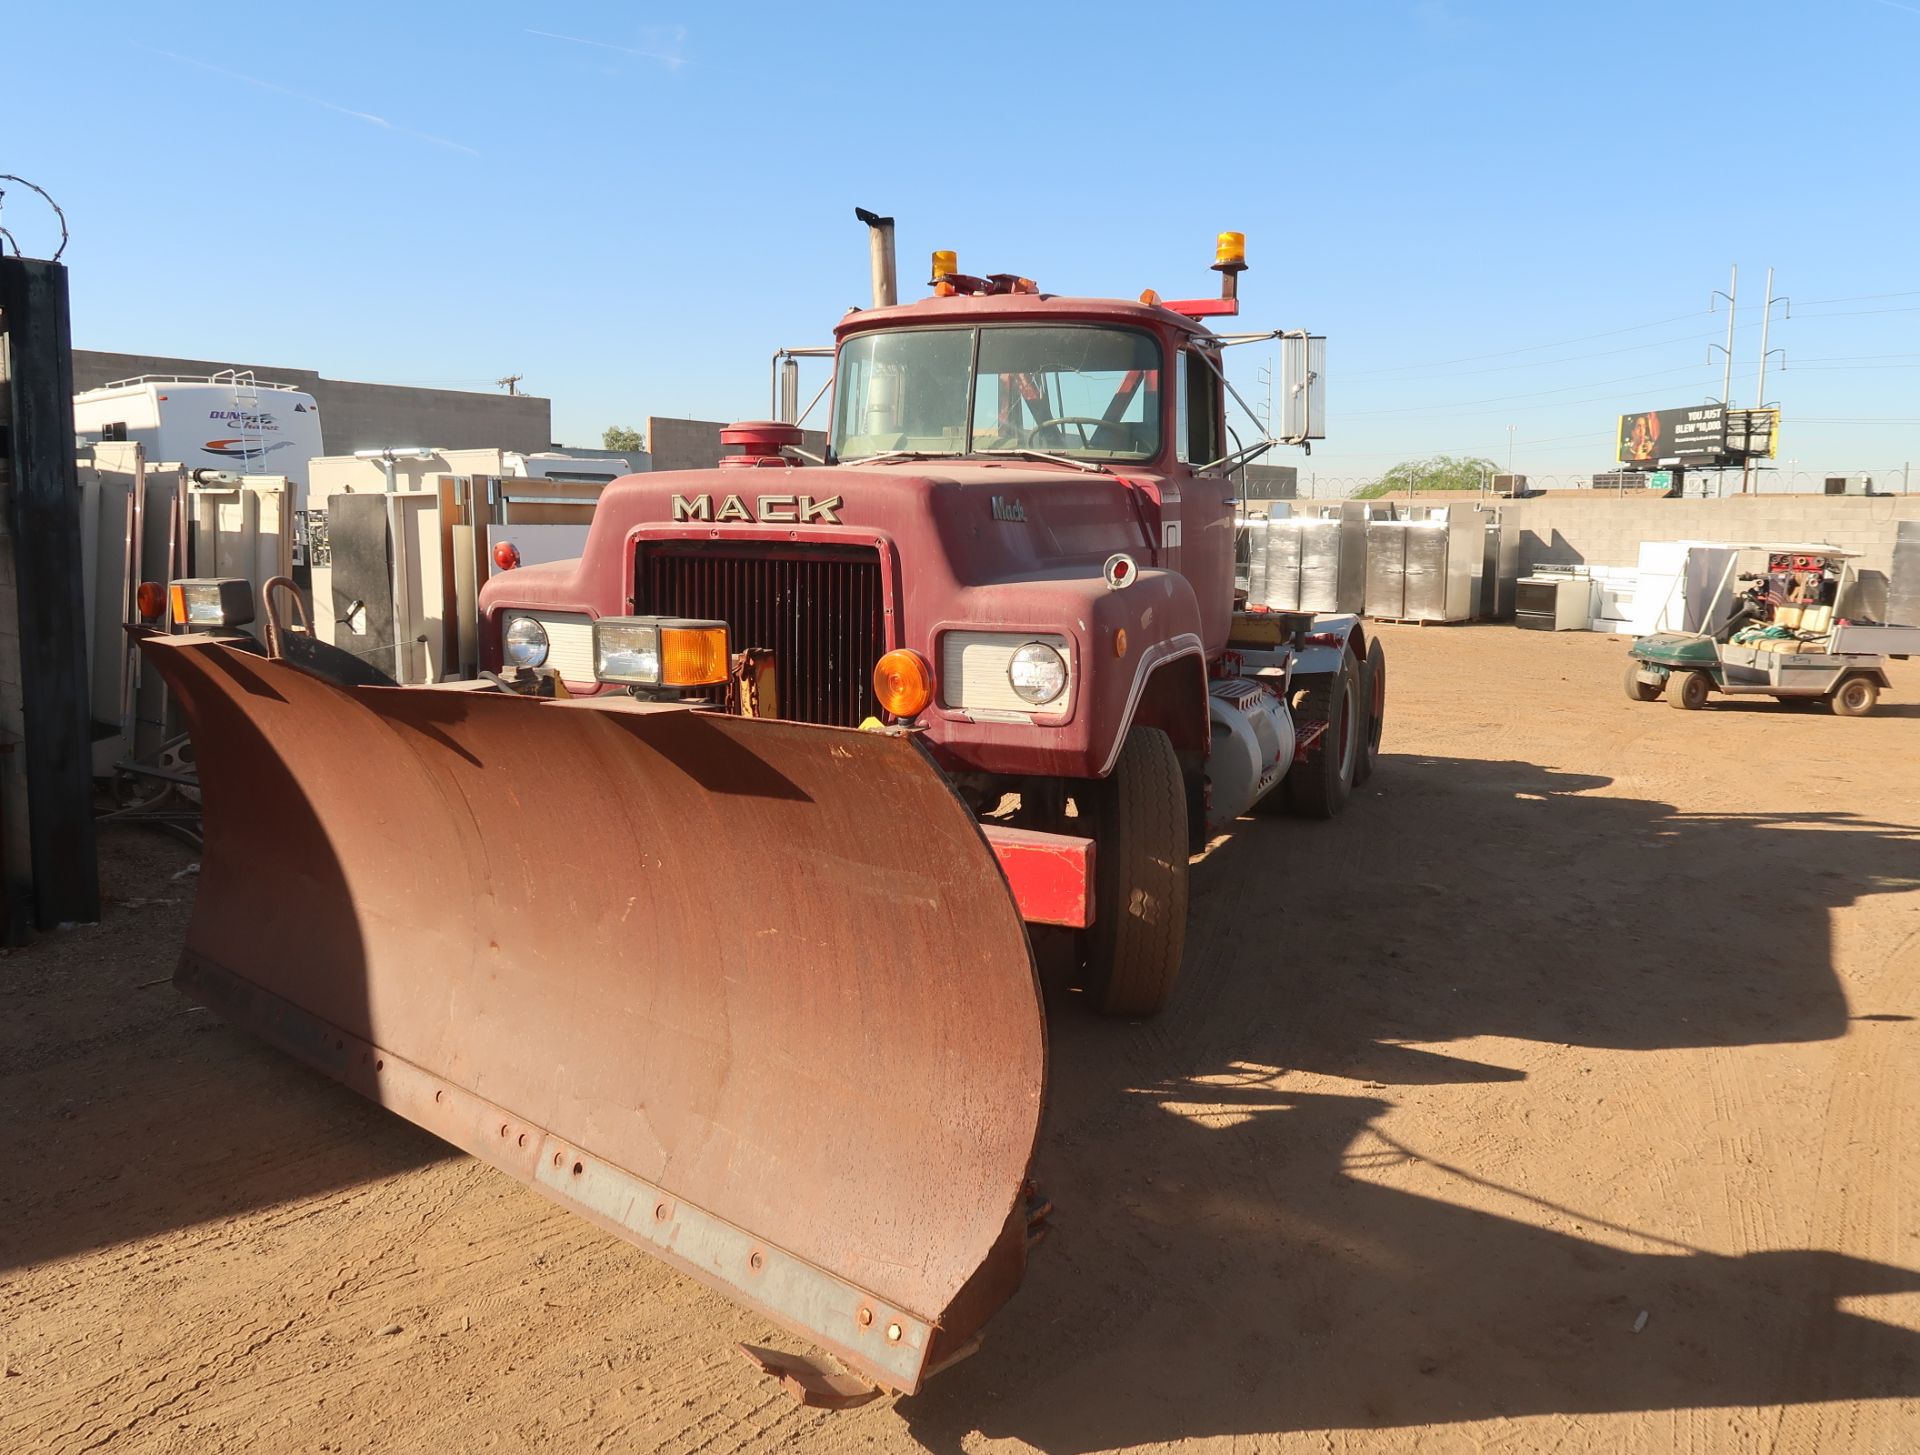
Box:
169;577;256;628
593;616;730;687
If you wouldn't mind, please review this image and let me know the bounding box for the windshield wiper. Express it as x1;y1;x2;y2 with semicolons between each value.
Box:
844;450;955;467
971;448;1104;474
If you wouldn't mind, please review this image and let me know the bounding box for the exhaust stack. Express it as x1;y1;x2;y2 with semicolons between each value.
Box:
855;207;897;309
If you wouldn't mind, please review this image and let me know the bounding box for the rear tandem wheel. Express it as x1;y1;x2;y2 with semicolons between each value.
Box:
1283;651;1362;818
1353;642;1387;785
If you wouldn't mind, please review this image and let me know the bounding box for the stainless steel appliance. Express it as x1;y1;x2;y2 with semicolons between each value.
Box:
1515;566;1594;631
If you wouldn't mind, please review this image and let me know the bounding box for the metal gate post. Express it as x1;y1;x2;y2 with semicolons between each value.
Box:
0;256;101;933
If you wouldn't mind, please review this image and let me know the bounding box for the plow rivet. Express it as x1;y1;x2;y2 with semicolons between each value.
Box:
571;1161;584;1177
653;1202;670;1222
857;1307;873;1328
748;1250;764;1272
886;1322;903;1343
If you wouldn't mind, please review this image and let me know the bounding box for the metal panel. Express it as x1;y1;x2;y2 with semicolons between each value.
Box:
1239;516;1267;602
1446;516;1481;621
1891;519;1920;628
1402;522;1450;621
1296;518;1344;613
1364;520;1408;618
939;631;1071;717
322;493;396;672
188;479;293;648
1334;502;1369;615
1249;517;1304;610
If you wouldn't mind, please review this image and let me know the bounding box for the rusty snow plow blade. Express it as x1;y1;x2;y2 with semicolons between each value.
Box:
137;634;1047;1400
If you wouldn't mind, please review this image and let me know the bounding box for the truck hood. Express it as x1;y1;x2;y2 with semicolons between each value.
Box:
524;460;1172;601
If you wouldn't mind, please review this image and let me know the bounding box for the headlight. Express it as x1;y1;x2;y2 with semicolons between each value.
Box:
503;615;549;668
593;616;729;687
594;619;660;683
169;577;255;628
1008;641;1068;705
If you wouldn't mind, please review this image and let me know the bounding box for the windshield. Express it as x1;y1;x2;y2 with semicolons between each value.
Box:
833;325;1162;463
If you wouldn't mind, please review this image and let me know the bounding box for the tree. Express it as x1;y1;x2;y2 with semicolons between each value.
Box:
1354;454;1501;499
603;425;645;453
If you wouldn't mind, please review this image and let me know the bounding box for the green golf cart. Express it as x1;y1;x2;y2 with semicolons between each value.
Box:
1624;546;1918;717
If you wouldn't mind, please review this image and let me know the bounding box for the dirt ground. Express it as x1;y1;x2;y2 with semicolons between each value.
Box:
3;624;1917;1455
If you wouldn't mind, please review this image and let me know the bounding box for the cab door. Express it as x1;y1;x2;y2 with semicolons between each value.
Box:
1175;346;1235;654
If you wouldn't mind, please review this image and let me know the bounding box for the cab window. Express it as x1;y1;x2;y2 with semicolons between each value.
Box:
1177;349;1222;467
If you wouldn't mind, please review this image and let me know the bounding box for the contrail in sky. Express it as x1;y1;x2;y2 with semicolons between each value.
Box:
133;44;481;156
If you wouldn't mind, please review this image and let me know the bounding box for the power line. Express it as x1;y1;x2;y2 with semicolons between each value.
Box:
1348;309;1713;376
1340;362;1710;418
1789;303;1920;319
1795;288;1920;306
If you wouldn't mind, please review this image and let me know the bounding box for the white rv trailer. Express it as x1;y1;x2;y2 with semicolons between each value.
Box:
72;372;325;504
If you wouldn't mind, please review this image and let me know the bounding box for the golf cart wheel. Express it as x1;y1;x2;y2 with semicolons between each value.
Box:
1623;659;1662;702
1353;642;1387;785
1083;726;1189;1019
1830;676;1880;717
1667;670;1712;711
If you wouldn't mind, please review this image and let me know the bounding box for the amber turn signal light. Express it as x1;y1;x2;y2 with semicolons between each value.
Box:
658;625;730;688
872;649;933;719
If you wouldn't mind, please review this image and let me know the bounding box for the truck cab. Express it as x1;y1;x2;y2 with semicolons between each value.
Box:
478;232;1373;1016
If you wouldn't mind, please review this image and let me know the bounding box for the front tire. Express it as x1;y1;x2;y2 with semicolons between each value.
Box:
1623;659;1662;702
1831;676;1880;717
1083;727;1189;1018
1667;669;1712;711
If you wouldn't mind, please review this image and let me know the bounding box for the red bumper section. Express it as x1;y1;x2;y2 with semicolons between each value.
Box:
980;826;1094;928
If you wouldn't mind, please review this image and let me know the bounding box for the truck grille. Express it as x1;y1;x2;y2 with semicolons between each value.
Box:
637;544;887;727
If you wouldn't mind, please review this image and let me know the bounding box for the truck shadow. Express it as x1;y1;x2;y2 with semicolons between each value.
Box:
0;829;454;1276
901;754;1920;1448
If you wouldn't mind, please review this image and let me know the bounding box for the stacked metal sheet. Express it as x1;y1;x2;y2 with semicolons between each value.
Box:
1364;518;1409;618
1364;508;1482;622
1241;505;1368;613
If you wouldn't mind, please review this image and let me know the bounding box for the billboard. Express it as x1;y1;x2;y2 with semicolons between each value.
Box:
1617;404;1728;465
1726;407;1780;459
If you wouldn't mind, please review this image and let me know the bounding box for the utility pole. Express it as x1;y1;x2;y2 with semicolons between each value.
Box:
1753;268;1787;406
1507;423;1516;479
1710;263;1737;403
1747;268;1788;494
496;374;524;397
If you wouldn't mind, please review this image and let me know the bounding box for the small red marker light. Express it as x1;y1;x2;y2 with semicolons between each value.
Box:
136;581;165;621
493;541;521;571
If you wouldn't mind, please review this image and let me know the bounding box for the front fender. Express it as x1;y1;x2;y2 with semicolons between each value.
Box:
1291;613;1366;678
920;567;1208;779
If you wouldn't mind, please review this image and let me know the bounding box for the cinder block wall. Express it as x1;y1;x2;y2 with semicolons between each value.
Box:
1502;494;1920;617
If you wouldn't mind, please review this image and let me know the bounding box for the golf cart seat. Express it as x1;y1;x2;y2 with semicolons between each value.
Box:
1775;603;1833;633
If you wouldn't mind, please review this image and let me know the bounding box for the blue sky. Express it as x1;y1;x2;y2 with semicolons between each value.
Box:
8;1;1919;490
